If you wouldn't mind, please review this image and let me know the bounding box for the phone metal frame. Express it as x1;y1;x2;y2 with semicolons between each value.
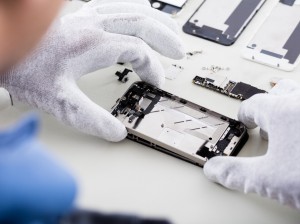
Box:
111;82;248;167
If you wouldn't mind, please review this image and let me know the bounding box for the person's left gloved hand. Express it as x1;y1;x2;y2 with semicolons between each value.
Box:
0;115;77;223
203;79;300;209
0;0;185;142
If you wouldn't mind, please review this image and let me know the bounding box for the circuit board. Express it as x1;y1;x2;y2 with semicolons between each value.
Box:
193;75;267;100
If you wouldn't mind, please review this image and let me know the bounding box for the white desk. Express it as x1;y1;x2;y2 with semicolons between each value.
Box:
1;0;300;223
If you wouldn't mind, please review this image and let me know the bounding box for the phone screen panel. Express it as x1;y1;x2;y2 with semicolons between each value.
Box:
243;0;300;71
149;0;188;15
183;0;265;45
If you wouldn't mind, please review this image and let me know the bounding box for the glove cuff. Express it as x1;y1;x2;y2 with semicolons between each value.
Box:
0;70;11;88
0;74;7;88
0;75;4;87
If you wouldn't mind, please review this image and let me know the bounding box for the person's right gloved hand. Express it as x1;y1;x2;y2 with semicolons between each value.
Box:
204;79;300;209
0;0;185;142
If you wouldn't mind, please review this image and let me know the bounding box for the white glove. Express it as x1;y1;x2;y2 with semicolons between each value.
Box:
0;0;185;142
204;79;300;209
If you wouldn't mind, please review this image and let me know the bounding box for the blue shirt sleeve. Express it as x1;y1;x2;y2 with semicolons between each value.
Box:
0;114;77;224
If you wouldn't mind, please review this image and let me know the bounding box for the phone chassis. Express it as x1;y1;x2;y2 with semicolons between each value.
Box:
112;82;248;167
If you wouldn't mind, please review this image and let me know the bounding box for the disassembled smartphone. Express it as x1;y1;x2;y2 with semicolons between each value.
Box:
243;0;300;71
112;82;248;167
183;0;266;46
149;0;189;15
193;75;267;101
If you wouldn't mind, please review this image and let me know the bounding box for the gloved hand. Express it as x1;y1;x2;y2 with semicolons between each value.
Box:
0;115;77;223
0;0;185;142
204;79;300;209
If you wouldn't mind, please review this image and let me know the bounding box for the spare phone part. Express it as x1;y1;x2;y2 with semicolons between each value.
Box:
115;68;133;83
165;64;184;80
149;0;188;15
193;75;267;101
111;82;248;167
243;0;300;71
77;0;187;16
183;0;266;46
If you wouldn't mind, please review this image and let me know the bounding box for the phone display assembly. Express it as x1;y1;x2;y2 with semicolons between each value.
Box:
79;0;188;15
183;0;266;46
111;82;248;167
243;0;300;71
149;0;188;15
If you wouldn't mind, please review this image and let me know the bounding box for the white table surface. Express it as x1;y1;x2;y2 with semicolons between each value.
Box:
1;0;300;223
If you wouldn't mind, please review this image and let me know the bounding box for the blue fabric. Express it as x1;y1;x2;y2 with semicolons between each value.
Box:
0;115;77;224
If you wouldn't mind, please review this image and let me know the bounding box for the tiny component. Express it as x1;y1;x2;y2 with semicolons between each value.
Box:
186;51;203;56
186;51;203;59
172;64;184;70
115;68;133;83
202;65;230;73
270;77;283;87
165;64;184;80
193;75;267;101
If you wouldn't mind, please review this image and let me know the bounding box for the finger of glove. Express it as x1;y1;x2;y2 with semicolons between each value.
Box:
205;156;300;208
86;0;150;8
99;13;185;60
204;156;260;194
69;31;164;87
260;129;268;140
238;94;276;131
269;79;300;96
53;81;127;142
103;33;165;87
94;3;179;34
